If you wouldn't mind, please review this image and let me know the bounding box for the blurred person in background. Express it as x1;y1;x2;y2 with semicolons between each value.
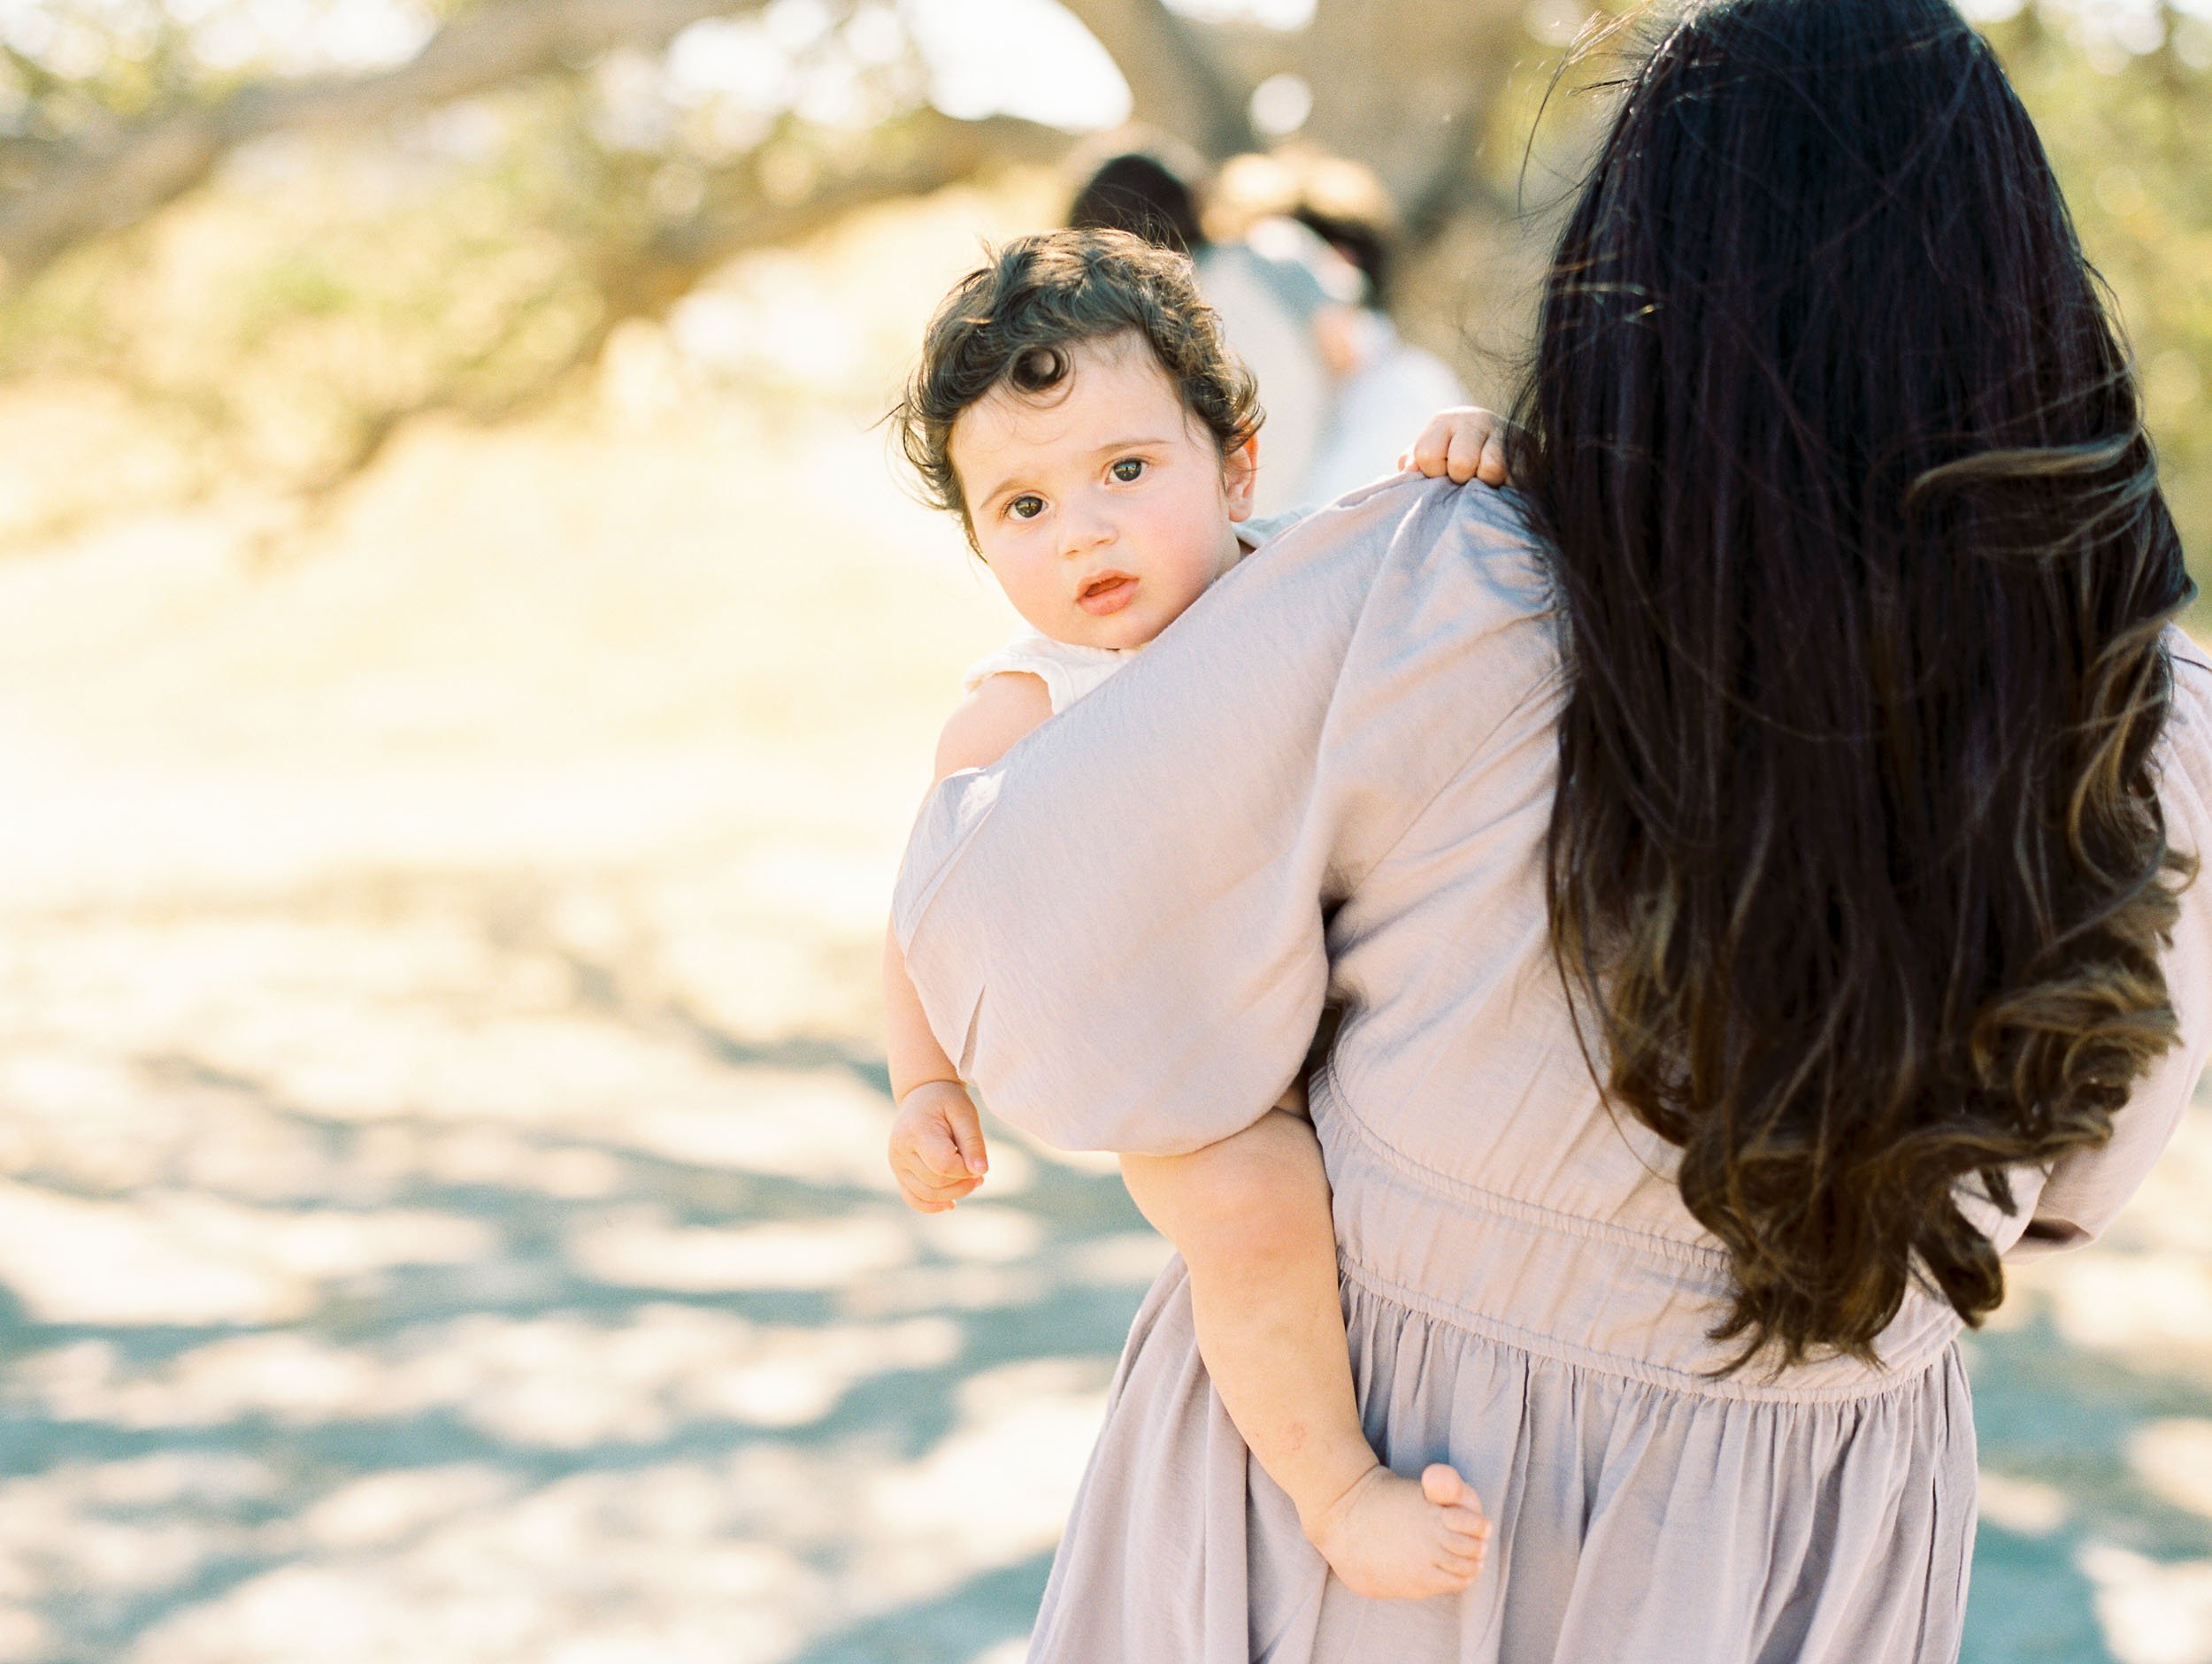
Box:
1283;152;1471;508
891;0;2212;1657
1072;143;1470;513
1069;142;1355;518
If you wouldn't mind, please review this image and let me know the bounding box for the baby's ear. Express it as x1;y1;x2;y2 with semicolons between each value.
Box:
1223;433;1260;520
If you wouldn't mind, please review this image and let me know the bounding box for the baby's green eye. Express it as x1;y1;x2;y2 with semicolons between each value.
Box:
1008;495;1045;520
1110;458;1145;483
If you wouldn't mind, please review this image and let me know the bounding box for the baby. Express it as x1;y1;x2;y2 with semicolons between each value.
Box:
882;227;1507;1601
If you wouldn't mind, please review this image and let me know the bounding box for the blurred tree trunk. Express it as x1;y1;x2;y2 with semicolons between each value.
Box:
1060;0;1532;239
1293;1;1530;236
1062;0;1548;393
1057;0;1256;157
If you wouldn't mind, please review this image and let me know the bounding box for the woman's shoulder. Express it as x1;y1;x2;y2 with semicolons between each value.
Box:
1257;476;1562;733
1214;475;1554;640
2162;625;2212;830
1155;474;1560;740
1365;475;1555;632
2170;625;2212;696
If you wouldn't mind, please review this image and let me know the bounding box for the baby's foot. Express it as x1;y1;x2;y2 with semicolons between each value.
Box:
1307;1462;1490;1601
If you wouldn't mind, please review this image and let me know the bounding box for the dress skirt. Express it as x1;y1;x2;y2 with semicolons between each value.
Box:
1024;1090;1979;1664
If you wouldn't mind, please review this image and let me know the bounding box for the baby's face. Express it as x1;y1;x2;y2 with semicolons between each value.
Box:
949;332;1256;652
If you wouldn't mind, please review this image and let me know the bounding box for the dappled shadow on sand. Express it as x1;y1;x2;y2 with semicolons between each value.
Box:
6;403;2212;1662
1960;1221;2212;1664
17;873;2212;1664
0;873;1163;1664
1952;1073;2212;1664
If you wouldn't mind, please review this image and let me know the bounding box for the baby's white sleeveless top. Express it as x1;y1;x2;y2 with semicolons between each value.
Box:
962;509;1308;716
962;627;1131;715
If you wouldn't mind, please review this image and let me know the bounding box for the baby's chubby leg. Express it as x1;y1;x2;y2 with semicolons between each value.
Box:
1120;1108;1489;1600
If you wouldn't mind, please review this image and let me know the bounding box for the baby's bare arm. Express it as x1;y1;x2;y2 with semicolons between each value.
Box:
884;927;984;1211
884;672;1055;1210
885;921;960;1107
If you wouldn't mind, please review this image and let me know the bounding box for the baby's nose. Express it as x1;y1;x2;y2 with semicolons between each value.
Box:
1060;510;1115;556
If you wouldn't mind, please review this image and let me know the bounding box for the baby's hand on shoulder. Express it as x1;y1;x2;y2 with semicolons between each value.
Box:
1401;406;1512;487
888;1079;990;1212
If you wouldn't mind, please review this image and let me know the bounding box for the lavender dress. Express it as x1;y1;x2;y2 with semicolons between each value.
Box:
892;478;2212;1663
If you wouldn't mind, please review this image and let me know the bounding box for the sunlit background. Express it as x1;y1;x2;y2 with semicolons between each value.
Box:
1;2;2209;1660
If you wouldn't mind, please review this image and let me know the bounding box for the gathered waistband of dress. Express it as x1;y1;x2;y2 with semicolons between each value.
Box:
1316;1080;1965;1406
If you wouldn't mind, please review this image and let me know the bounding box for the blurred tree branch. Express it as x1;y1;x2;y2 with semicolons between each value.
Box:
318;107;1069;489
606;110;1068;318
0;0;765;285
0;0;1539;303
0;0;1550;531
0;0;1085;527
1293;1;1525;238
1050;0;1525;238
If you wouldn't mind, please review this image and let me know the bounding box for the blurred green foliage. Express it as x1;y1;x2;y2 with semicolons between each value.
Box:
1479;1;2212;607
0;1;940;513
0;0;2205;592
1989;7;2212;614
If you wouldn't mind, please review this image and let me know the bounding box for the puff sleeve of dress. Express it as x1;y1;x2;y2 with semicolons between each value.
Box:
890;476;1559;1156
2000;631;2212;1261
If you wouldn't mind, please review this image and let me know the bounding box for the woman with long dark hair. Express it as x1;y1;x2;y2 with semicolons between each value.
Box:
889;0;2212;1656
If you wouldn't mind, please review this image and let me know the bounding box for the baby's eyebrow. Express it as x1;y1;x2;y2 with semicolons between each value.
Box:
1087;434;1175;457
973;471;1033;510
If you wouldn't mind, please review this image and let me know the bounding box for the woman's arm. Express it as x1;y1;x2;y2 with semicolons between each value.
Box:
891;478;1557;1153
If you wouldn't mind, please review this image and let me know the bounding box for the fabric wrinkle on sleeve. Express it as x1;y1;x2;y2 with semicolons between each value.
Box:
2004;630;2212;1261
890;763;1002;1077
891;478;1557;1156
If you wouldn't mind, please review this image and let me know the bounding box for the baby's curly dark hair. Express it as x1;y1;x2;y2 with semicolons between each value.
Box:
891;228;1261;548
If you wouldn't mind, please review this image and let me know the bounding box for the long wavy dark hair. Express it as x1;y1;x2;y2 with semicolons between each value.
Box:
1509;0;2196;1368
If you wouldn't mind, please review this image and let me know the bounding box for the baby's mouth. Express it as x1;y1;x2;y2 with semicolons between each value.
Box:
1077;571;1139;617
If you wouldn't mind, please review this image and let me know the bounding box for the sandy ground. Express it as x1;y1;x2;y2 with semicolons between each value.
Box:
4;360;2212;1663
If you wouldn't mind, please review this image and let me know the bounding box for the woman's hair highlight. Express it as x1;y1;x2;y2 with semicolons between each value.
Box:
1510;0;2196;1368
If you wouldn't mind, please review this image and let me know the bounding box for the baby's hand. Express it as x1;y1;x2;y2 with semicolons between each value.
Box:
888;1079;989;1213
1401;405;1512;487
